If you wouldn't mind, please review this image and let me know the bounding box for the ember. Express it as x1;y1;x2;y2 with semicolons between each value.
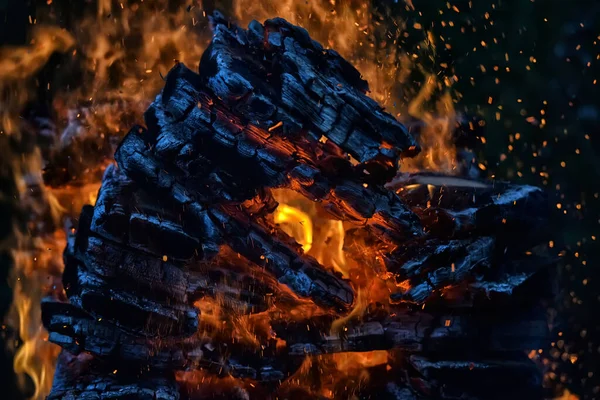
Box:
36;15;553;400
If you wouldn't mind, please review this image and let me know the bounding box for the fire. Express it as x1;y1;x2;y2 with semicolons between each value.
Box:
274;204;314;253
554;389;580;400
233;0;370;58
11;251;62;400
273;189;349;276
1;1;461;398
0;26;74;136
4;171;99;398
281;350;389;398
402;78;458;172
329;288;368;334
271;189;394;333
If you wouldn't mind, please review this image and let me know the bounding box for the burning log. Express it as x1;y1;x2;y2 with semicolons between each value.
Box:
43;15;554;400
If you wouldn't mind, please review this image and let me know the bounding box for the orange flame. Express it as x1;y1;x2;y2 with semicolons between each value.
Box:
0;26;74;135
10;246;62;400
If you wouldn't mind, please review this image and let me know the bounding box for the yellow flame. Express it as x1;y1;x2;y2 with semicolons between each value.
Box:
273;189;350;277
2;145;99;399
274;204;313;253
271;191;369;334
312;220;347;277
11;267;61;399
330;288;368;334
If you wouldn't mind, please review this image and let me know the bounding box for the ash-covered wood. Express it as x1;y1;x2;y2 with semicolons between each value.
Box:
43;15;553;400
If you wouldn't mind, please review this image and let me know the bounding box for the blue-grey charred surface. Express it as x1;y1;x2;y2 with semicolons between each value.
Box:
44;16;553;400
47;351;179;400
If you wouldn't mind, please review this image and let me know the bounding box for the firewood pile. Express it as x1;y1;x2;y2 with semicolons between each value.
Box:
43;15;554;400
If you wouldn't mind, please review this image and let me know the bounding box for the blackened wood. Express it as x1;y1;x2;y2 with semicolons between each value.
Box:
63;186;302;335
127;61;423;243
47;350;179;400
43;297;548;387
42;300;276;379
63;204;199;337
42;299;188;370
391;172;548;246
279;307;549;356
202;17;420;170
387;236;495;303
407;354;543;399
116;127;355;312
90;164;200;261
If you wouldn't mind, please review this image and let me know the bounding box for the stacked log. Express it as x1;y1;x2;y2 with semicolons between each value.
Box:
43;15;553;399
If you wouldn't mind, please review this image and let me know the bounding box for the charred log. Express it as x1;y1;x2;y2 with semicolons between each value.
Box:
42;15;554;400
48;351;179;400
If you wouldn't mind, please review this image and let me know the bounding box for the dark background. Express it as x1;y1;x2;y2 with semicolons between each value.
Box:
1;0;599;398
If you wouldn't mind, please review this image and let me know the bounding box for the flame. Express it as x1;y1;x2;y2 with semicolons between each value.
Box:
0;136;98;399
332;350;388;374
271;189;392;331
282;350;389;398
402;76;458;172
11;246;62;400
330;288;368;334
554;389;579;400
312;219;347;276
273;189;350;275
274;204;314;253
0;26;74;136
5;179;98;399
233;0;370;59
0;148;63;399
72;0;207;106
1;3;209;396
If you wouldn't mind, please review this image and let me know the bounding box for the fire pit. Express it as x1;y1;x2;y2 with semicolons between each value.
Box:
37;15;554;399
